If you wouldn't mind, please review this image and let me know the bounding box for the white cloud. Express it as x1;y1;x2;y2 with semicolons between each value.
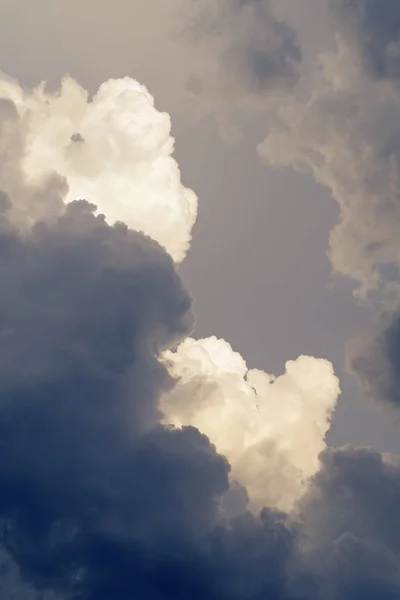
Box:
0;73;197;262
161;336;340;512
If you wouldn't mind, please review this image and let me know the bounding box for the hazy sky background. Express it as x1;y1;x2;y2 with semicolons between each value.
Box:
0;0;398;452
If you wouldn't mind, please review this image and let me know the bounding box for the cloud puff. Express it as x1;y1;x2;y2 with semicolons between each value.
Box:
0;73;197;262
161;336;340;512
259;3;400;294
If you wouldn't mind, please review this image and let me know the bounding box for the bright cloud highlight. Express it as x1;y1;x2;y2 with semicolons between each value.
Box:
0;74;197;262
161;336;340;512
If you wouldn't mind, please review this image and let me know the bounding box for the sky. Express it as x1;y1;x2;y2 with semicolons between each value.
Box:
1;0;400;598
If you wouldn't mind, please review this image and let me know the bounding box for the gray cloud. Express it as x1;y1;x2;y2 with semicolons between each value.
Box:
347;308;400;411
259;0;400;294
0;94;66;228
0;199;192;428
330;0;400;81
183;0;302;118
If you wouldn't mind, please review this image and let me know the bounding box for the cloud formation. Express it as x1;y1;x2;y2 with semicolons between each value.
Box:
0;73;197;262
161;336;340;511
0;45;399;597
259;0;400;293
0;193;294;599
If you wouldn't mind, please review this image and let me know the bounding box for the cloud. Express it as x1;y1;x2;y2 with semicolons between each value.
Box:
259;3;400;294
0;86;67;229
0;547;58;600
181;0;302;128
347;307;400;411
330;0;400;81
161;336;340;512
0;73;197;262
295;445;400;599
1;62;399;600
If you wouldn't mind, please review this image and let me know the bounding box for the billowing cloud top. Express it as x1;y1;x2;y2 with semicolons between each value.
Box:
0;74;197;262
162;337;340;511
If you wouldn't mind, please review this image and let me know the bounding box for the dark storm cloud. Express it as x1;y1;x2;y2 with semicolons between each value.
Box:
330;0;400;80
0;199;296;599
347;309;400;410
297;445;400;600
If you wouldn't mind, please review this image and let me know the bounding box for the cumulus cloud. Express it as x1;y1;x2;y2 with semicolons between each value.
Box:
181;0;302;127
161;336;340;512
0;73;197;262
259;1;400;294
